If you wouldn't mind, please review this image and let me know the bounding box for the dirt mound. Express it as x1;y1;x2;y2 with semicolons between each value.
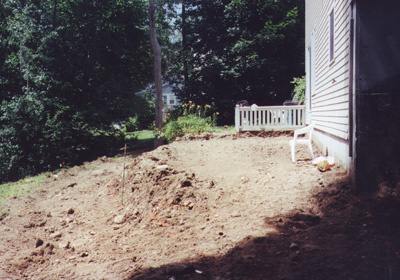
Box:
108;146;216;230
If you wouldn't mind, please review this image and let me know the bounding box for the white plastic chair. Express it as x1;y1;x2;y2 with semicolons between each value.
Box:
290;122;316;162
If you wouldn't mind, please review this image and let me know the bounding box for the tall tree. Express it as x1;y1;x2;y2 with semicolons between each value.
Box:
148;0;163;146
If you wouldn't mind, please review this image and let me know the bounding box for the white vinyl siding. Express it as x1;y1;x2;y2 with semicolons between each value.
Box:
306;0;351;140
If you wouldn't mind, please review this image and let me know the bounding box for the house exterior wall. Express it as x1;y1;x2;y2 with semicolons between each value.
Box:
305;0;352;170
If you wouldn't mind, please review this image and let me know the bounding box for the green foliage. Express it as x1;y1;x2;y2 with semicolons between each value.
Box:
163;114;215;143
123;116;140;133
130;92;156;130
168;0;305;124
162;102;217;142
0;0;306;183
0;0;152;183
291;76;306;104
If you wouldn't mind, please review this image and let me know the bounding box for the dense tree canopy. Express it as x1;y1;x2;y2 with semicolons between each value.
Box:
169;0;305;124
0;0;305;182
0;0;153;182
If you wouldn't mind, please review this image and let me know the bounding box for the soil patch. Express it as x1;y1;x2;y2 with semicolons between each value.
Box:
1;134;399;279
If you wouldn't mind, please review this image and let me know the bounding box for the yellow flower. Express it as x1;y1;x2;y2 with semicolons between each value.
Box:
216;112;220;115
205;104;211;108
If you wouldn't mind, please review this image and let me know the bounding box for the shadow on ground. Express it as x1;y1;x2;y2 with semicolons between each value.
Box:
127;180;400;280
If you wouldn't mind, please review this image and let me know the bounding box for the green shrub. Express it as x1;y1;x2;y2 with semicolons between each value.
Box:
123;116;139;132
162;102;218;142
291;76;306;104
0;94;125;184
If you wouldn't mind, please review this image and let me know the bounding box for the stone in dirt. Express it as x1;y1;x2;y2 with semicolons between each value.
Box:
35;238;44;248
290;242;299;250
114;215;126;224
67;208;74;215
50;232;62;239
59;241;70;249
66;183;77;188
231;212;241;218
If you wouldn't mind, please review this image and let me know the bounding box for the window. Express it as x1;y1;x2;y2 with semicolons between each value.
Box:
169;99;175;105
330;8;335;62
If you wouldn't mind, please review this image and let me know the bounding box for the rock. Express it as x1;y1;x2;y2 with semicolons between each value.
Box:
181;180;192;187
50;231;62;239
114;215;126;224
290;242;299;250
67;208;74;215
35;238;44;248
231;212;241;218
59;241;70;249
0;212;8;221
81;252;89;257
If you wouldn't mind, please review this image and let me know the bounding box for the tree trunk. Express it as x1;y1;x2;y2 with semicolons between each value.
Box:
182;1;189;93
148;0;163;147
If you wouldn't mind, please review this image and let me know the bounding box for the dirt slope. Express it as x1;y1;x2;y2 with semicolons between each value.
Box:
1;133;400;280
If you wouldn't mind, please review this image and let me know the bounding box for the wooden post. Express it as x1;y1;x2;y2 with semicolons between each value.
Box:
235;105;240;132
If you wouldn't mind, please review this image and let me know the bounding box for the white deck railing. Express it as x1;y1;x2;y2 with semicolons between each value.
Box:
235;105;306;132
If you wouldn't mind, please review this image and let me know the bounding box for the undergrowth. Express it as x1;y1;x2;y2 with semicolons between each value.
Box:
162;102;218;142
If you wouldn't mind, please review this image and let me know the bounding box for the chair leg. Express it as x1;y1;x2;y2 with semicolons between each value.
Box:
290;142;296;162
307;142;314;159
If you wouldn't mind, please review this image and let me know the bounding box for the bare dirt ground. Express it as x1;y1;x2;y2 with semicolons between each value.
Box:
1;132;400;280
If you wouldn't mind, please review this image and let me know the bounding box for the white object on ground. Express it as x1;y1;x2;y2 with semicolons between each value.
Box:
312;156;335;166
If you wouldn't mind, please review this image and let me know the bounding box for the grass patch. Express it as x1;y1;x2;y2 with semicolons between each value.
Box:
125;130;155;148
0;172;53;205
135;130;156;142
212;125;236;134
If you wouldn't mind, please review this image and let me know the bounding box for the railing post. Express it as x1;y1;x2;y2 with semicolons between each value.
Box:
235;105;240;132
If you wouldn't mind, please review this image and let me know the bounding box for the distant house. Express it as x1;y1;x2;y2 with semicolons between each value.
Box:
162;84;180;112
305;0;400;192
136;83;181;119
